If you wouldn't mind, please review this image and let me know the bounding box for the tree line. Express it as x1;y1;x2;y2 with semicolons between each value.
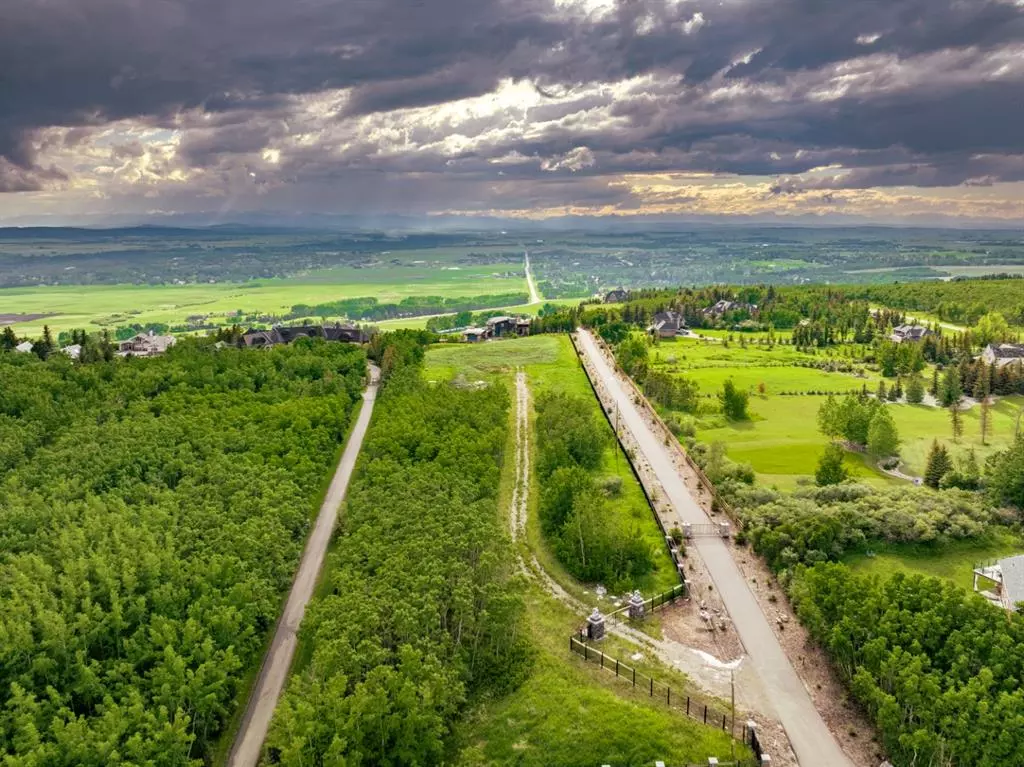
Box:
286;292;527;322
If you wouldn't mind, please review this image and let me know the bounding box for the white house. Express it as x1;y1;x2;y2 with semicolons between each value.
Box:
14;341;33;353
117;331;176;357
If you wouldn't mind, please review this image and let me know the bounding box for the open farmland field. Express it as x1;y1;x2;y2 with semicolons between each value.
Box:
1;260;529;336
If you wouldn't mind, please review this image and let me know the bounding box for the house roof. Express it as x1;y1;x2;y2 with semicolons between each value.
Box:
485;316;514;325
988;343;1024;359
1000;555;1024;607
893;324;927;337
62;344;82;358
14;341;33;353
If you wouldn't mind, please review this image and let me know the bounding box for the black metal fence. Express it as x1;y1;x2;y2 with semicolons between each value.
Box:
569;637;758;740
568;332;689;594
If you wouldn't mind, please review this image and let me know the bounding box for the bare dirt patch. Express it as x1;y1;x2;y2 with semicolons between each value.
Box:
0;313;56;325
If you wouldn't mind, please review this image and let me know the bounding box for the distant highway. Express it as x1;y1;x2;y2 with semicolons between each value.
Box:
227;364;380;767
525;251;541;304
575;329;854;767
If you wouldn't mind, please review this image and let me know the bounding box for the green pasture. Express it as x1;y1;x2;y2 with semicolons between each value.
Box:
652;336;1022;488
844;532;1024;594
425;334;680;595
2;261;529;336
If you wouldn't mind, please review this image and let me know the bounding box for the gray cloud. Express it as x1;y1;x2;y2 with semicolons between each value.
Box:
1;0;1023;215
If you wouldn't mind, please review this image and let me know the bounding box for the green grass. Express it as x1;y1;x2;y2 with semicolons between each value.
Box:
425;335;679;595
455;345;744;766
843;532;1024;593
649;336;1023;489
1;260;530;336
455;584;745;767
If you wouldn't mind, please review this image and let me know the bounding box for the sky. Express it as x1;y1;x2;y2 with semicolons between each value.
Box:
1;0;1024;227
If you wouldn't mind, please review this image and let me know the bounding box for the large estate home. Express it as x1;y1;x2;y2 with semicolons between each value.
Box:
648;310;686;339
118;331;177;357
460;315;531;342
981;342;1024;369
242;323;365;348
703;299;757;318
890;324;930;343
603;288;630;303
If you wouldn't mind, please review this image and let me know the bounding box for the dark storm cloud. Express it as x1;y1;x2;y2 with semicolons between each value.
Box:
1;0;1023;199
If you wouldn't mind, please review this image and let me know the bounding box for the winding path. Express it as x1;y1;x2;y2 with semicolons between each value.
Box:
575;329;854;767
227;364;380;767
524;251;541;304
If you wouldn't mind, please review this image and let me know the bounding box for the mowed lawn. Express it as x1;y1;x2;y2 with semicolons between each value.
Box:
425;334;680;595
2;261;528;336
653;336;1022;488
844;532;1024;594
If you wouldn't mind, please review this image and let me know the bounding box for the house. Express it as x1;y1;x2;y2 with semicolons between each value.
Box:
515;318;532;337
242;323;365;348
604;288;630;304
648;310;686;339
118;331;176;357
703;300;757;318
974;555;1024;610
462;327;489;343
981;343;1024;369
14;341;33;353
890;324;929;343
62;344;82;360
485;316;518;338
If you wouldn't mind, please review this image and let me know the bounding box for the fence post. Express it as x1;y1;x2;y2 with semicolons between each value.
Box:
686;697;690;716
584;643;588;662
632;667;636;686
667;687;671;706
600;652;604;669
650;678;653;697
615;659;619;677
703;705;708;724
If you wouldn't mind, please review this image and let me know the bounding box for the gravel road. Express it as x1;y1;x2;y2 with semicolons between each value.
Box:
227;364;380;767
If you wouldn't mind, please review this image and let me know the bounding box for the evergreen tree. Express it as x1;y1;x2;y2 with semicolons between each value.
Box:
930;367;940;396
815;443;849;486
876;379;887;401
924;440;953;488
940;367;962;407
950;403;964;443
1;326;17;351
906;375;925;404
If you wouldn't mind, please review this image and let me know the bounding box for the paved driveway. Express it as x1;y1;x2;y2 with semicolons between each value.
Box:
576;330;853;767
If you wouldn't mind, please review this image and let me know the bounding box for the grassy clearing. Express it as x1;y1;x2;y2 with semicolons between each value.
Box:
425;335;679;595
843;531;1024;592
452;336;744;766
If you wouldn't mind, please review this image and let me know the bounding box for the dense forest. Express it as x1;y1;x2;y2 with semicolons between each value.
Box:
793;564;1024;765
0;340;367;764
265;334;528;765
846;277;1024;326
